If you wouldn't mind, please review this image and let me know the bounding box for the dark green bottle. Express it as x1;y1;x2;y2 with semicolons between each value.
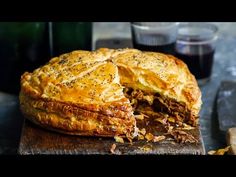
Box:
0;22;50;94
51;22;92;57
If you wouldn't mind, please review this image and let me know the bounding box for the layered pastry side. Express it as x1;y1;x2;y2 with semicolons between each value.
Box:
19;48;202;140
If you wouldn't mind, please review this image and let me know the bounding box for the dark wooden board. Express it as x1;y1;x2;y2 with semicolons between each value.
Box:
18;119;205;155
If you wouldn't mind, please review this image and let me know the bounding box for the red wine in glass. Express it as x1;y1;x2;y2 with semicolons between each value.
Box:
175;43;214;80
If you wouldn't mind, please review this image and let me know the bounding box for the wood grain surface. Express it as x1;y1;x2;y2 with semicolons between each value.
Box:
18;119;205;155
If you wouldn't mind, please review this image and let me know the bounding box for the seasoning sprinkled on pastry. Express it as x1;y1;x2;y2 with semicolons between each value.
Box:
19;48;201;140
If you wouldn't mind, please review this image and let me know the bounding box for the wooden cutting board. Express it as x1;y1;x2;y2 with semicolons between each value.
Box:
18;119;205;155
18;38;205;155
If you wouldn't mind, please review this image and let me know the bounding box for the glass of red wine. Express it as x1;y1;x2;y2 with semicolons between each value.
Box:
175;23;218;86
131;22;179;55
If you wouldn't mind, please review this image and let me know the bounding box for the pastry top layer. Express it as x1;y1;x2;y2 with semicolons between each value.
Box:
20;48;201;116
113;49;202;116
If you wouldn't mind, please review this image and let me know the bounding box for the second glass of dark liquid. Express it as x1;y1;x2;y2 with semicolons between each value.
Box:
175;23;218;85
131;22;179;55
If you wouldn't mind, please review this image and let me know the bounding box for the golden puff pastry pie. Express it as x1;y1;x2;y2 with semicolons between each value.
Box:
19;48;202;139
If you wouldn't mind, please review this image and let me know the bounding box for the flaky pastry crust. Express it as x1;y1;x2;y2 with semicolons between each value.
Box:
20;48;201;137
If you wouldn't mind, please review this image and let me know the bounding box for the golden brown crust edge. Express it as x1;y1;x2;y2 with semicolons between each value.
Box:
19;92;137;138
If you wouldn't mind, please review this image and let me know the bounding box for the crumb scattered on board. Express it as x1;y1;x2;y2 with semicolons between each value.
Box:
145;133;166;142
110;115;199;154
114;136;124;143
208;146;230;155
138;144;153;152
153;135;166;142
110;143;116;154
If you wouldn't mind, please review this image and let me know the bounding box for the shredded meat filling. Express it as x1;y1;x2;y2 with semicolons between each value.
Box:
123;87;198;144
124;88;197;126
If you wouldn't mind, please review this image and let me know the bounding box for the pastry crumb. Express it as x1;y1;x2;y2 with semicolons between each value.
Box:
208;146;230;155
145;133;155;142
138;144;152;152
110;143;116;154
114;136;124;143
153;135;166;142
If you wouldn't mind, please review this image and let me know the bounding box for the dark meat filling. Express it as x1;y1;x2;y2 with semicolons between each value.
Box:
123;88;197;126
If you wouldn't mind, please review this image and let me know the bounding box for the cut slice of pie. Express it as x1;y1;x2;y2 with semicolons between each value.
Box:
19;48;202;139
113;50;202;126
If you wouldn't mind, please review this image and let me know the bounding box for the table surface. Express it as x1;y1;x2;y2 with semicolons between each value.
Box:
1;31;236;155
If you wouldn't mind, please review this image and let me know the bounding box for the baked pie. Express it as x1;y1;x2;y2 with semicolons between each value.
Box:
19;48;202;139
